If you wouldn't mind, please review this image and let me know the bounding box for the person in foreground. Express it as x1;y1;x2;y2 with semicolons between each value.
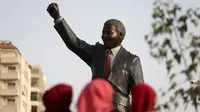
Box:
131;83;157;112
42;83;73;112
47;3;144;112
77;78;119;112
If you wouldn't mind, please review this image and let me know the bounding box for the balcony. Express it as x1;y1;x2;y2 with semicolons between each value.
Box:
0;57;19;64
31;101;40;106
31;87;40;92
0;71;19;80
0;103;17;112
0;89;19;96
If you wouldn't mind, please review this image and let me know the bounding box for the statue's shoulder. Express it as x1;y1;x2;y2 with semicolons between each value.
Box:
94;42;103;47
94;42;104;49
123;48;140;61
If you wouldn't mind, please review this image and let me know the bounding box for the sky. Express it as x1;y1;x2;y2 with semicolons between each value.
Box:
0;0;200;111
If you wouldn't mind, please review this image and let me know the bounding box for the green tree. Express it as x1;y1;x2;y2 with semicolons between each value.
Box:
145;0;200;111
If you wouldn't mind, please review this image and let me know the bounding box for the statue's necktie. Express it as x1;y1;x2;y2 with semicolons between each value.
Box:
105;50;111;79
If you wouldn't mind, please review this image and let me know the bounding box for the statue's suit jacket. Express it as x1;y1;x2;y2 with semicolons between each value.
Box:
54;19;144;112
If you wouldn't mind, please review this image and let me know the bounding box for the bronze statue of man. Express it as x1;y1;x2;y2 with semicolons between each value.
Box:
47;3;144;112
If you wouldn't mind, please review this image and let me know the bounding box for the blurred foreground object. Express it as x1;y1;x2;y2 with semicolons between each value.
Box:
43;83;73;112
77;79;114;112
131;83;157;112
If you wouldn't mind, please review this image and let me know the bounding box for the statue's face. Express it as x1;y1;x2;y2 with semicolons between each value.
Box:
101;24;121;49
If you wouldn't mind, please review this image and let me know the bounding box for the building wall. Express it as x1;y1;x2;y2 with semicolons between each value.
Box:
0;45;31;112
19;57;31;112
30;65;47;112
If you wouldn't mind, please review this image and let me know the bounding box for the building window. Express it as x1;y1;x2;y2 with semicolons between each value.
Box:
31;69;39;74
38;93;43;101
7;98;15;104
31;92;38;101
31;78;39;87
7;82;15;89
8;66;16;71
31;106;37;112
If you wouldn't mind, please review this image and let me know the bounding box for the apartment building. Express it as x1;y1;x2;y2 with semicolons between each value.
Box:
0;40;47;112
0;40;31;112
29;65;47;112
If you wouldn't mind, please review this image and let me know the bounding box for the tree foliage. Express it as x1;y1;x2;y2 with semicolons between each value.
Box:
145;0;200;111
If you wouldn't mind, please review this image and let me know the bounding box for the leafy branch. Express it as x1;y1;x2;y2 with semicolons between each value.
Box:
145;0;200;111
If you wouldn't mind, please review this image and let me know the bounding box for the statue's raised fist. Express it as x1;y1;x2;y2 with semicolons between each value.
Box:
47;3;61;20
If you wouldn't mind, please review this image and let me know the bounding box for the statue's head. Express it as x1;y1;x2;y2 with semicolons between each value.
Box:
101;19;126;49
